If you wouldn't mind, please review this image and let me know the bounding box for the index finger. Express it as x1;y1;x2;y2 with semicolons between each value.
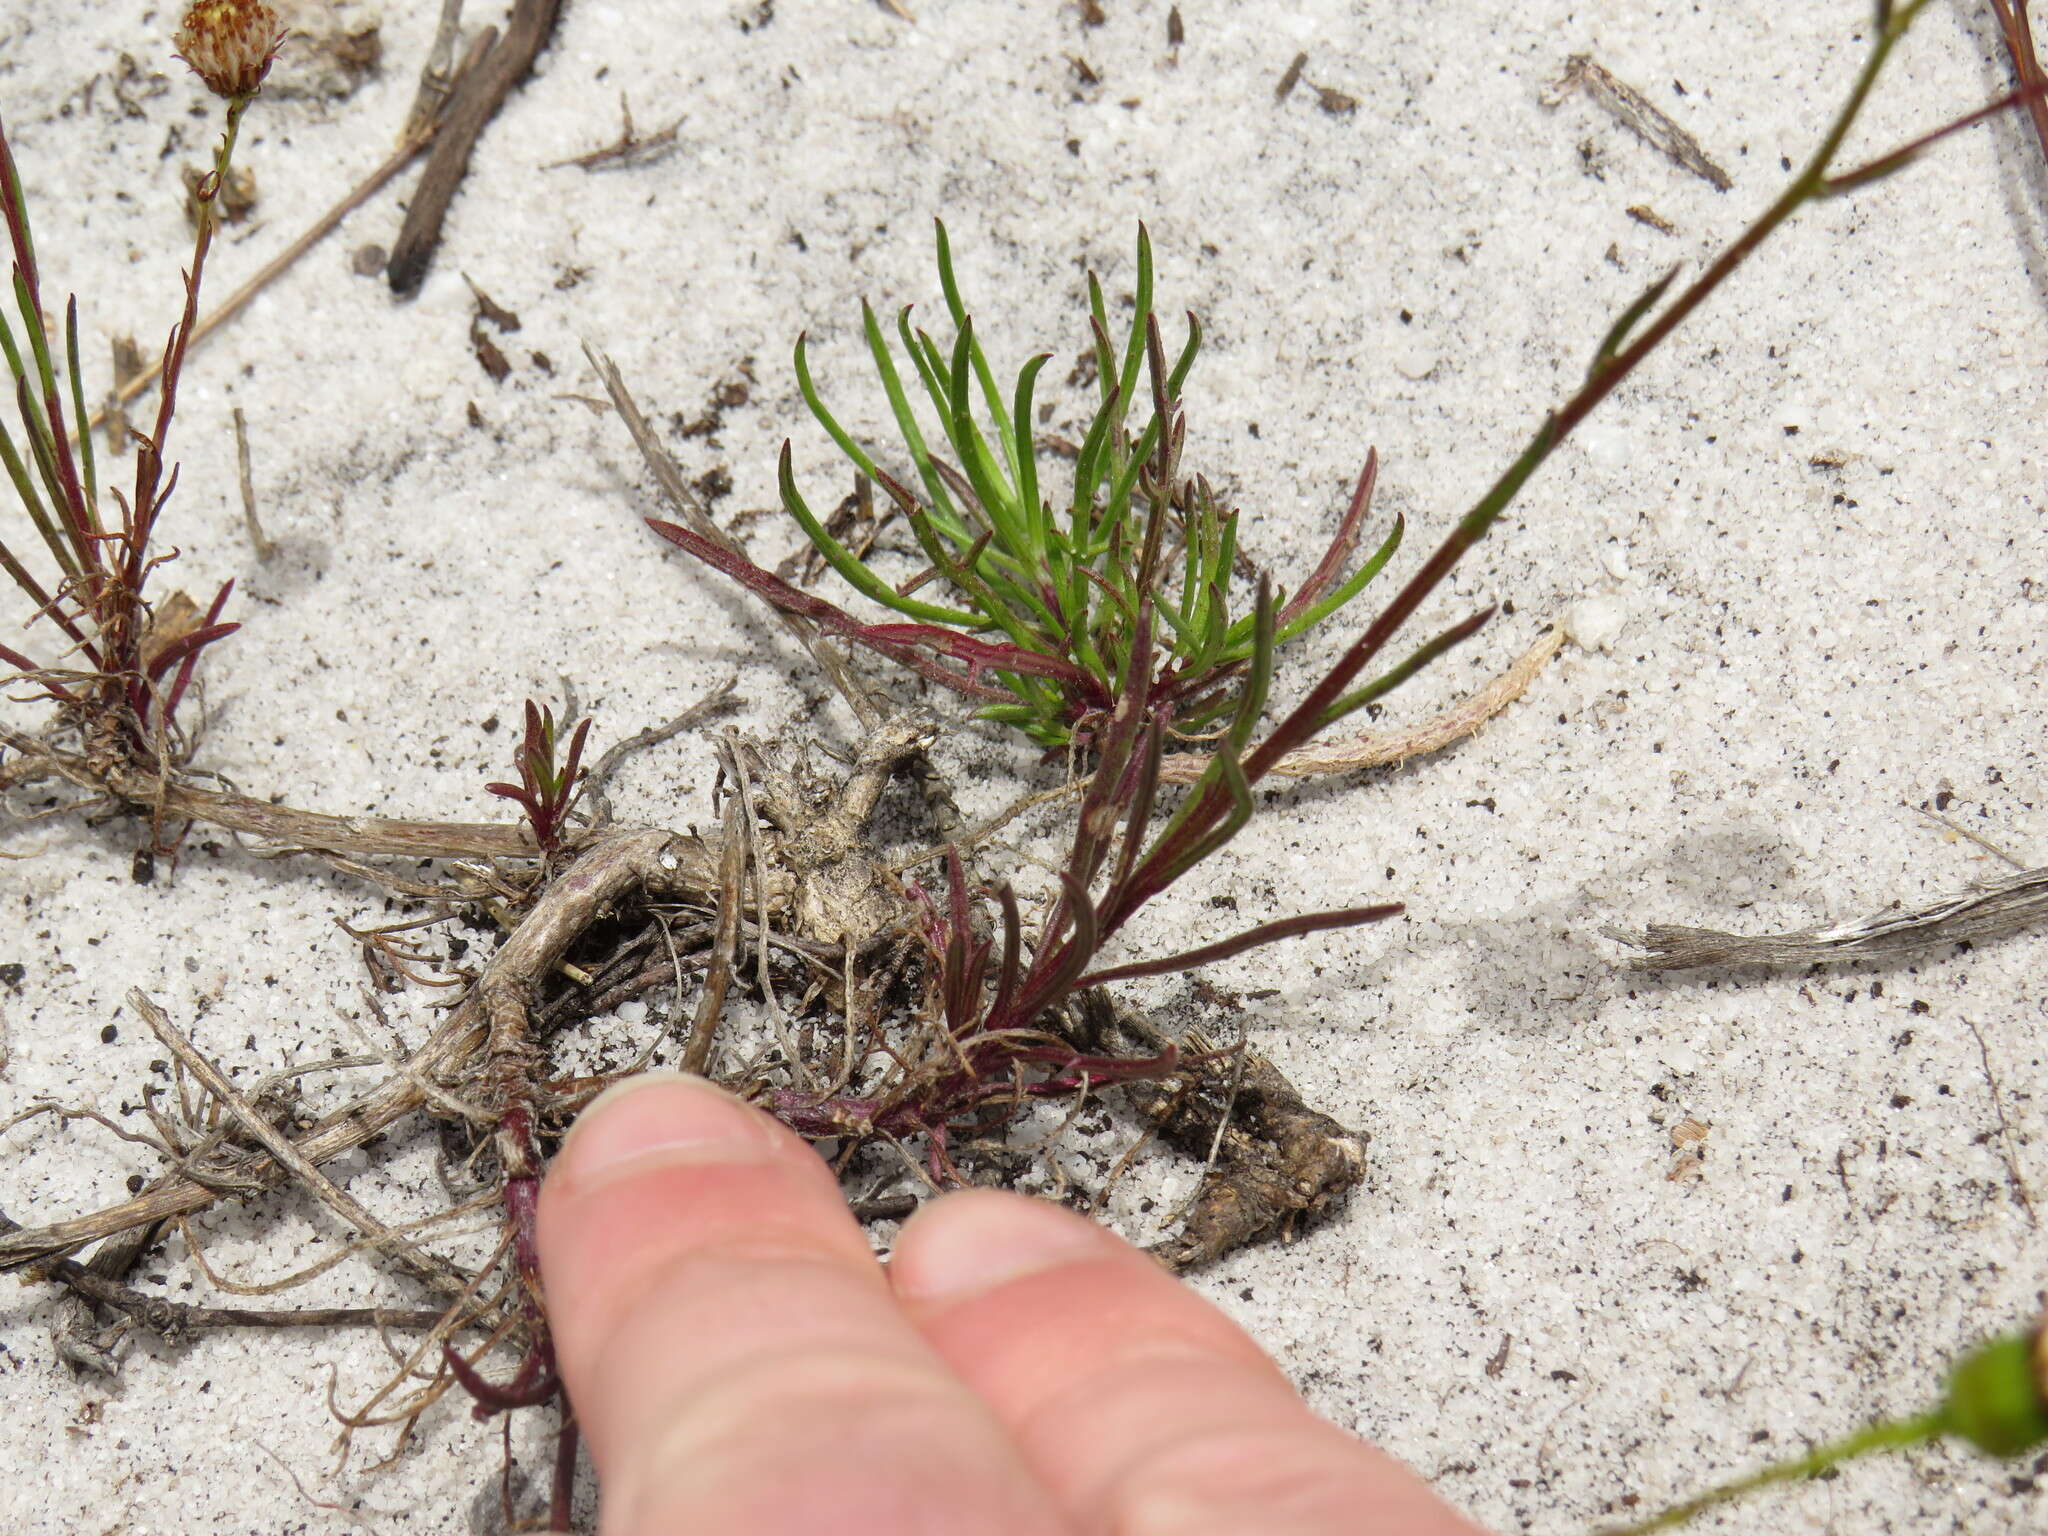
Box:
536;1073;1070;1536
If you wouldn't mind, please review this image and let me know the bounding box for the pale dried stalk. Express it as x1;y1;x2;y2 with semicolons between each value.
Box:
1;726;543;860
683;793;748;1075
1158;626;1564;784
132;992;474;1300
1614;862;2048;970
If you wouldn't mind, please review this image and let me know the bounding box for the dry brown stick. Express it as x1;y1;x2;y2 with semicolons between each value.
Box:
1613;862;2048;970
1276;51;1309;103
388;0;564;295
37;1258;473;1337
1157;626;1564;784
132;991;474;1300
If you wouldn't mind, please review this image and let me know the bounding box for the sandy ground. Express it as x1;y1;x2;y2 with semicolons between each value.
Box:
2;0;2045;1531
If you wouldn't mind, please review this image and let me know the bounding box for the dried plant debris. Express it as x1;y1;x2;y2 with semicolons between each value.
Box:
1157;627;1564;785
389;0;566;295
1081;996;1368;1272
1543;53;1732;191
1272;52;1356;115
543;94;683;172
468;277;521;383
1313;83;1359;116
232;406;279;560
1277;51;1308;103
100;334;148;454
1666;1117;1709;1182
1;689;1357;1520
1613;862;2048;970
670;358;756;442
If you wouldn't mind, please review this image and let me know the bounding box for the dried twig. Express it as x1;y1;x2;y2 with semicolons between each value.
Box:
389;0;564;294
1543;53;1733;191
1614;863;2048;969
231;407;277;560
1276;51;1308;103
37;1258;472;1338
403;0;470;142
1;725;551;861
541;93;682;171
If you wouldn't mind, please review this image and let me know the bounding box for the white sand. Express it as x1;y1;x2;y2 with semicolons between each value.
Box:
2;0;2045;1530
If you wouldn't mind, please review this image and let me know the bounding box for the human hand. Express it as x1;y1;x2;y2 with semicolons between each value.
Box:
537;1072;1488;1535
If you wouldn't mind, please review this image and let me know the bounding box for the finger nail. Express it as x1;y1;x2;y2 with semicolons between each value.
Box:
556;1072;781;1191
895;1191;1112;1305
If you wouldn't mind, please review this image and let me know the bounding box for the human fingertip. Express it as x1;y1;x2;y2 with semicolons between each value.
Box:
893;1189;1123;1306
553;1070;781;1193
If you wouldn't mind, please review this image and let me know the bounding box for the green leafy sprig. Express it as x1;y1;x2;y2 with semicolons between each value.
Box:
654;223;1401;751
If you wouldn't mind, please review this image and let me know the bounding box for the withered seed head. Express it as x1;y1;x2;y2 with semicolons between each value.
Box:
173;0;286;100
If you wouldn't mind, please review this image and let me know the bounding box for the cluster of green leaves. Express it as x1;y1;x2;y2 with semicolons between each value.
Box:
655;224;1402;753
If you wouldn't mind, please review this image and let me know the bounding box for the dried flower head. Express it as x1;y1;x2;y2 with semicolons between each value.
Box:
173;0;285;100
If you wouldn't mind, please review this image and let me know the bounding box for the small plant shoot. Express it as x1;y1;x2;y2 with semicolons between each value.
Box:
485;699;593;858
